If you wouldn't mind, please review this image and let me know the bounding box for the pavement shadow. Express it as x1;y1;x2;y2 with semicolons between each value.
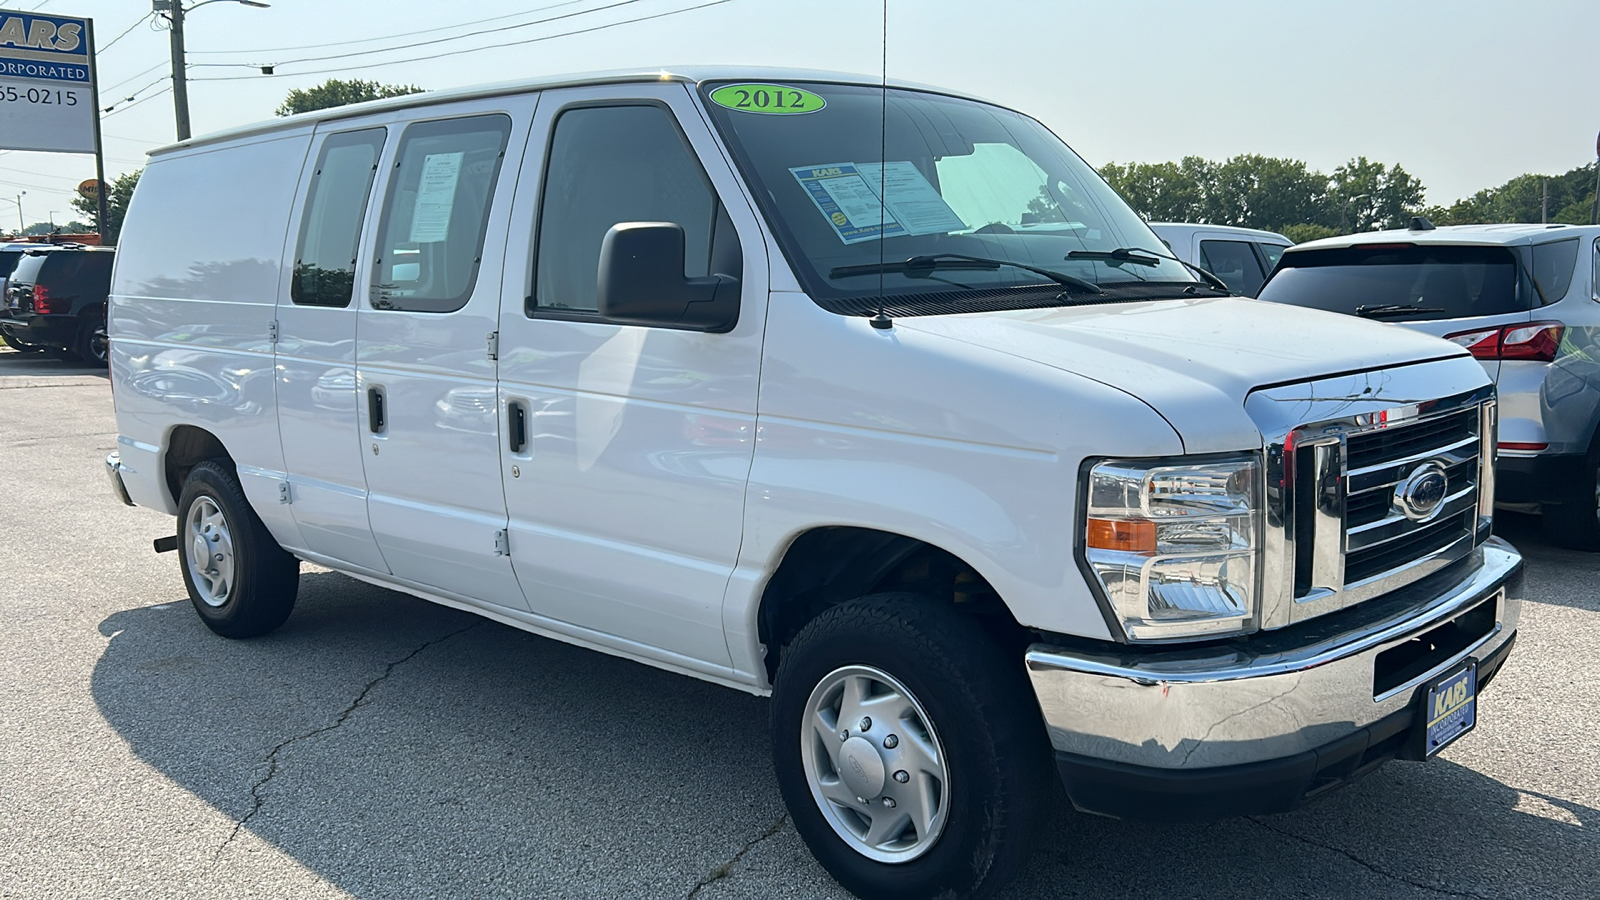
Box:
93;570;1597;899
1494;511;1600;613
92;570;779;899
0;346;107;378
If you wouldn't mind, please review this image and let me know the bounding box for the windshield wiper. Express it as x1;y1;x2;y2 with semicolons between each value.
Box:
1066;247;1232;292
830;253;1102;294
1355;304;1446;319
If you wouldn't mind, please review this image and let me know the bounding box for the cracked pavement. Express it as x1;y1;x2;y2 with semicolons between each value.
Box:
2;350;1596;899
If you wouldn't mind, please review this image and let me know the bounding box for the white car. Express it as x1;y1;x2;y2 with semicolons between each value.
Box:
105;68;1520;900
1148;222;1293;296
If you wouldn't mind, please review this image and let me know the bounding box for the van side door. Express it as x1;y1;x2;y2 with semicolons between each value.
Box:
355;98;536;609
276;124;390;572
495;83;768;673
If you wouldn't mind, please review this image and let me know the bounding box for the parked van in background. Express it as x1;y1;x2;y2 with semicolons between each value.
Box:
1148;222;1293;297
105;69;1523;900
1258;221;1600;550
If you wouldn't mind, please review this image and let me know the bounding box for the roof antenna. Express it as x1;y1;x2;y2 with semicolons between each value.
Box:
870;0;893;331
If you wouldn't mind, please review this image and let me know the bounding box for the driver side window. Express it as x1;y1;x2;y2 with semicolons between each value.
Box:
531;103;725;315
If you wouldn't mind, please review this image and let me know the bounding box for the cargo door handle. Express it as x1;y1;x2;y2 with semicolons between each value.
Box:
368;386;386;433
507;401;527;453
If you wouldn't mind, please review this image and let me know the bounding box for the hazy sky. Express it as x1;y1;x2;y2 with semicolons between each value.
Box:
2;0;1597;228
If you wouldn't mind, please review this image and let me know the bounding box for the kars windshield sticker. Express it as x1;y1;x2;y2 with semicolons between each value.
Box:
790;161;968;245
790;164;906;244
710;83;826;115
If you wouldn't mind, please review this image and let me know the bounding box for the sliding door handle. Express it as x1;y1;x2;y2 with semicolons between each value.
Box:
507;400;527;453
367;386;386;433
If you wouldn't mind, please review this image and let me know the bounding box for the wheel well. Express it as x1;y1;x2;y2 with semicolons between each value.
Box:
164;425;233;507
756;527;1031;682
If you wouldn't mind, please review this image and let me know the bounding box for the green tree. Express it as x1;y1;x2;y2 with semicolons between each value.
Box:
1210;154;1330;231
1329;157;1425;231
1424;162;1596;226
1100;157;1216;224
276;78;424;117
70;168;140;244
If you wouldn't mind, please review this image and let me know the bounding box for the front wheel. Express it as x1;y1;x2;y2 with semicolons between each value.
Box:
772;594;1051;899
176;460;300;637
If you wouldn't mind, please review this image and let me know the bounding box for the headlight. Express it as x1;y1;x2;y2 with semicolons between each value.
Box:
1083;455;1261;641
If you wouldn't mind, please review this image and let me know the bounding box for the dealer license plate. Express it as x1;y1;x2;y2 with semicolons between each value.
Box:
1423;661;1477;757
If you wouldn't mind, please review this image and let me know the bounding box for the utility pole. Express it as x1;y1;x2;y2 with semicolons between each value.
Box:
1541;178;1548;224
166;0;191;141
1592;131;1599;226
12;193;23;232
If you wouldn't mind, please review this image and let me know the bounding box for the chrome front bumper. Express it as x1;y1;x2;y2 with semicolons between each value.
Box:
1027;539;1522;773
105;451;135;507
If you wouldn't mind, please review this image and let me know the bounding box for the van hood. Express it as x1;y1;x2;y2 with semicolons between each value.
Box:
895;296;1473;453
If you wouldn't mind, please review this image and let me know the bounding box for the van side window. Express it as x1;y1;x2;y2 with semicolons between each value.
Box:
372;114;511;313
292;128;386;308
532;104;723;315
1199;239;1266;297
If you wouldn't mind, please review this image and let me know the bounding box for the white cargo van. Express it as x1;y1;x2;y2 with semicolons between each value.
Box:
106;69;1522;900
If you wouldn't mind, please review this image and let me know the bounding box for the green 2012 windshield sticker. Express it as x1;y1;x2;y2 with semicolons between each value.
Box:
710;83;826;115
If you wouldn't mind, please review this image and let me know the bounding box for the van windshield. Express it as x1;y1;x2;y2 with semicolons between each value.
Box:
1258;245;1525;321
700;81;1195;315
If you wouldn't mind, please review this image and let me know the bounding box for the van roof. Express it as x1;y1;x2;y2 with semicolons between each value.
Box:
1147;222;1293;244
149;67;989;156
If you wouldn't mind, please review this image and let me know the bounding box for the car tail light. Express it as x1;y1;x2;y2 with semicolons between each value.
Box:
1445;321;1564;362
31;284;52;314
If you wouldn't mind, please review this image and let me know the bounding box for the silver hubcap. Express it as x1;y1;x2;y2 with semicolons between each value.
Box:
185;496;235;607
800;665;949;863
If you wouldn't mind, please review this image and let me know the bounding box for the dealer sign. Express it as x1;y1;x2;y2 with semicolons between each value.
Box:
0;9;97;153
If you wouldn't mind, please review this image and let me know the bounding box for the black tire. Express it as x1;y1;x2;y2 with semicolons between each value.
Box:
1541;444;1600;551
73;311;108;368
0;331;44;352
176;460;300;637
772;593;1052;900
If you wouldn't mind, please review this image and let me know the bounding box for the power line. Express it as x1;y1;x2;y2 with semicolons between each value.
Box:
101;77;168;114
186;0;599;55
97;12;154;54
189;0;641;69
104;85;172;119
101;61;169;97
192;0;733;82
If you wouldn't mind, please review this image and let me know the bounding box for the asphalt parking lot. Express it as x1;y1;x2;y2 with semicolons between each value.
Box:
1;346;1595;899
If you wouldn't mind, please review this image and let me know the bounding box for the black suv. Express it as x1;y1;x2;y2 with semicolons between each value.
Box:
1;245;114;366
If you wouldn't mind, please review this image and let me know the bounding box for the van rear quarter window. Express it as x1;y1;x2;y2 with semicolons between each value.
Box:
293;128;386;309
371;114;511;314
1259;245;1523;321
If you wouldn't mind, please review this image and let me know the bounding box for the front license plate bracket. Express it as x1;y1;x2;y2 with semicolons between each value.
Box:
1419;659;1478;758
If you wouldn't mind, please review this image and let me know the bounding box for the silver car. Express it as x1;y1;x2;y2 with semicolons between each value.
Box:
1257;221;1600;549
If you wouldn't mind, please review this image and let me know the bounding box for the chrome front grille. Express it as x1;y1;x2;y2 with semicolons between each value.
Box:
1247;361;1497;631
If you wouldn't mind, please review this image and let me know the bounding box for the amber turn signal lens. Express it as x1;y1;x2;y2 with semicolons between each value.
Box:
1086;517;1156;553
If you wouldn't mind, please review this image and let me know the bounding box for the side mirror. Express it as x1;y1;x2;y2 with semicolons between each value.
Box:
597;222;739;333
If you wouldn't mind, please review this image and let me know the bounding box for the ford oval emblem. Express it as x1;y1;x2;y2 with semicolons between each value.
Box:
1394;463;1450;522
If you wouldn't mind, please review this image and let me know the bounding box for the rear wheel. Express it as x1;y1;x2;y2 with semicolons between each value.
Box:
772;594;1050;899
0;332;44;352
1541;445;1600;551
176;461;300;637
73;313;108;367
